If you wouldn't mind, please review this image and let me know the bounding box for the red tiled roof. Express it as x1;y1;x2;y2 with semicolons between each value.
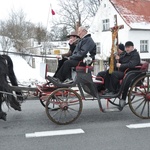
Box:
110;0;150;28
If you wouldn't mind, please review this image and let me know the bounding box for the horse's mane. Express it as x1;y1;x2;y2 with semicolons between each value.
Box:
1;55;18;86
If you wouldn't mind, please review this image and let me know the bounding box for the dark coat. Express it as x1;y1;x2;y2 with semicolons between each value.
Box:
62;38;80;58
70;34;96;61
119;49;141;72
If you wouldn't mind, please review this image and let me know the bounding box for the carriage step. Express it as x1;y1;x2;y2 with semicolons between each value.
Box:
103;107;121;112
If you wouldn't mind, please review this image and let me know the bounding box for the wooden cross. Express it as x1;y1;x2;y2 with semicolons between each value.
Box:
109;15;124;74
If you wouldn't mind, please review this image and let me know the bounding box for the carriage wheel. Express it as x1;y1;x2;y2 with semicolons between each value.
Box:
128;74;150;119
45;88;83;125
40;97;48;108
40;95;56;109
39;87;57;108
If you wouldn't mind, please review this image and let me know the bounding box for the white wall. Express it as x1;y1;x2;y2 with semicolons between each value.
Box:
90;0;130;60
128;30;150;59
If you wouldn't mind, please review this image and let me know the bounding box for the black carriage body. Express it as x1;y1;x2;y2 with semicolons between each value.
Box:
76;68;98;98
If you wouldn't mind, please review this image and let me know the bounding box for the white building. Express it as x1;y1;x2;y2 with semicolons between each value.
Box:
90;0;150;65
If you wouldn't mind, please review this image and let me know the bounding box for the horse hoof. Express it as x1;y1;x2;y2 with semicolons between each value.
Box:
0;112;7;121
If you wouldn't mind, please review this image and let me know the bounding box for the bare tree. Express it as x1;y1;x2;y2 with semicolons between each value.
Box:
0;36;11;53
52;0;100;31
53;0;89;31
49;25;68;41
0;9;50;51
35;23;47;45
0;10;26;51
85;0;101;17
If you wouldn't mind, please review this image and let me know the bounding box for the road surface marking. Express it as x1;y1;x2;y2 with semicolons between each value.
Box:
25;128;84;138
126;123;150;129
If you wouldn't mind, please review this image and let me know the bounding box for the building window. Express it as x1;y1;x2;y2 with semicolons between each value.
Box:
102;19;110;31
96;42;101;54
140;40;149;53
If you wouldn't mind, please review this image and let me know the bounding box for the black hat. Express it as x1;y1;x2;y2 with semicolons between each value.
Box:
118;43;125;51
67;31;79;38
125;41;134;47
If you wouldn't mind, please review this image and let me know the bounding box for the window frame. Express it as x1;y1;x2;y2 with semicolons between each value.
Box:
96;42;101;54
102;19;110;31
140;40;149;53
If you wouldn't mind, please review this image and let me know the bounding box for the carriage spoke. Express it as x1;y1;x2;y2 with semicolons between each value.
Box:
66;91;70;101
135;99;145;111
145;77;150;92
68;102;80;106
51;109;62;118
58;110;63;122
51;107;60;111
63;110;67;123
66;110;74;118
147;101;150;117
136;87;146;95
140;101;146;116
131;97;145;105
68;107;79;113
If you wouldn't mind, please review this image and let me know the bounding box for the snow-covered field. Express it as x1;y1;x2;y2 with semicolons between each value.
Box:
10;54;54;87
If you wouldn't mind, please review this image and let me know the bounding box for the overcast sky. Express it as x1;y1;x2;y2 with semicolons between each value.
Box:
0;0;58;27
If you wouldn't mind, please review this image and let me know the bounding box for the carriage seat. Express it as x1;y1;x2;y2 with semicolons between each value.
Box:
120;61;149;85
135;61;149;71
123;61;149;76
71;60;94;80
94;61;149;87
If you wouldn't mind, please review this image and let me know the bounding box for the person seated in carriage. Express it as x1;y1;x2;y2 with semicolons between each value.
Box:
53;26;96;83
96;43;126;92
96;41;141;96
53;31;80;78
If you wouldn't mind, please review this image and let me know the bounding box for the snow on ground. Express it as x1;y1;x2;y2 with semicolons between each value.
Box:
9;54;53;87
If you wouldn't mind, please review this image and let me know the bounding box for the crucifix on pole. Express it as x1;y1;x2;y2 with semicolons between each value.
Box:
109;15;124;74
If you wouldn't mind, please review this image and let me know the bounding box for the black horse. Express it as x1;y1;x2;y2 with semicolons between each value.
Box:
0;54;22;121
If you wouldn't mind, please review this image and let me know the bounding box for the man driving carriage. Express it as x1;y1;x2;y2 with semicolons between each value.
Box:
53;26;96;83
53;31;80;78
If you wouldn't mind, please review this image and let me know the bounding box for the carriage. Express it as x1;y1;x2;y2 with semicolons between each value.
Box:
25;58;150;125
0;52;150;125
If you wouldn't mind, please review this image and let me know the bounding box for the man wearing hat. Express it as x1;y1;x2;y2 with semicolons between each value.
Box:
54;26;96;83
53;31;80;77
101;41;140;109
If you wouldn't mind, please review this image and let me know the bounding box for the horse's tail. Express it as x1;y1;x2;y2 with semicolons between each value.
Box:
0;75;21;111
2;55;23;101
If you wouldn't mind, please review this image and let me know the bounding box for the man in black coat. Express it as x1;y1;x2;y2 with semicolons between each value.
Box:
55;26;96;83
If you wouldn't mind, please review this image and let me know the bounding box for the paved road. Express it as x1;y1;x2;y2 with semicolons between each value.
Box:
1;99;150;150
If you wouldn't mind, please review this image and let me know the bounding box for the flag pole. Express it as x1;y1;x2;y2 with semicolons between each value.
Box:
46;3;55;31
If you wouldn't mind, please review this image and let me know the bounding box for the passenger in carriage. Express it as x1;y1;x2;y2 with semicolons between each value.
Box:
54;26;96;83
96;43;125;92
105;41;141;109
96;41;141;95
53;31;80;77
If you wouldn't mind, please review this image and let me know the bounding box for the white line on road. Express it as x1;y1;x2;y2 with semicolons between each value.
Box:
25;128;85;138
126;123;150;129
